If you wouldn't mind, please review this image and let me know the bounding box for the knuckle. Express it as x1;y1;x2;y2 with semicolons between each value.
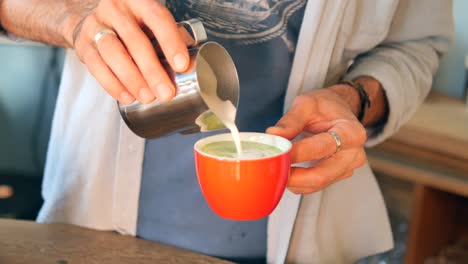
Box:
324;135;338;155
141;64;163;83
282;111;296;120
147;2;172;20
333;152;347;164
114;42;129;55
358;124;367;142
121;72;144;90
290;142;301;156
102;85;121;99
356;159;366;168
86;13;99;26
279;112;296;125
351;122;367;146
73;15;97;45
80;46;96;64
355;150;367;168
117;22;138;39
287;187;301;195
343;171;354;179
288;187;316;195
100;0;118;9
316;142;331;158
96;0;114;17
292;95;310;107
302;188;317;195
97;76;123;99
290;94;317;119
119;71;134;85
312;176;328;189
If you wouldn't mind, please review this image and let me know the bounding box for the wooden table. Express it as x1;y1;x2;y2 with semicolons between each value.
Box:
367;92;468;264
0;219;232;264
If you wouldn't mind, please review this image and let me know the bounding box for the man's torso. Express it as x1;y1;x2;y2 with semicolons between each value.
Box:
137;0;306;259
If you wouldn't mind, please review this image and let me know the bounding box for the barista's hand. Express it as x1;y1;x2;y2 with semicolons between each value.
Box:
71;0;188;104
267;77;388;194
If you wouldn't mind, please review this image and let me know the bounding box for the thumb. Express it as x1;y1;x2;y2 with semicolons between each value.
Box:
266;101;311;140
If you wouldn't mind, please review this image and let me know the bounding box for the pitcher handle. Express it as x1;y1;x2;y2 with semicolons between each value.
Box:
150;18;207;56
177;19;208;47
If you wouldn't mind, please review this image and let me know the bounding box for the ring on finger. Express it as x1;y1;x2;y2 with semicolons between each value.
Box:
328;130;342;155
94;29;117;47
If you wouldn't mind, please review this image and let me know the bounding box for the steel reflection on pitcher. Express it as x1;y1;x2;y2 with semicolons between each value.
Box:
117;19;239;139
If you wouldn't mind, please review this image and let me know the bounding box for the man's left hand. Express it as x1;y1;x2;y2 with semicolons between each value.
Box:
267;87;368;194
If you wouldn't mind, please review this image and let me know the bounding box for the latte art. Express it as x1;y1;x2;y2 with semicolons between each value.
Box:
198;55;242;155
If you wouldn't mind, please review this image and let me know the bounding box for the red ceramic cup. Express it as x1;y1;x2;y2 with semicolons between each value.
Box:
194;132;292;220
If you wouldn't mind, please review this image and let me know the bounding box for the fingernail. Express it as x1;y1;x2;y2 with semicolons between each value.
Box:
157;83;174;102
173;53;188;71
139;88;155;103
275;123;288;129
120;91;135;105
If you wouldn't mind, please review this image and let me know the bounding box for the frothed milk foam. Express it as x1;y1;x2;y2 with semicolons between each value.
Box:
201;141;282;159
198;55;243;156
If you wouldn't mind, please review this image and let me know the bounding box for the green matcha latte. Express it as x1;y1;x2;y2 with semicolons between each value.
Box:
200;141;282;159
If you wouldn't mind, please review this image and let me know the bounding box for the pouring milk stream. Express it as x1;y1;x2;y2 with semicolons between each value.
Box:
197;55;243;156
198;55;283;160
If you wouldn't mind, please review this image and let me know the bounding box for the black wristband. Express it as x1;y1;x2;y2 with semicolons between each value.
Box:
338;80;371;122
0;24;7;36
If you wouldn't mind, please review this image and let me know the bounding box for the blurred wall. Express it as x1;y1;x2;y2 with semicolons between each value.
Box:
0;1;464;176
0;43;63;177
433;0;468;98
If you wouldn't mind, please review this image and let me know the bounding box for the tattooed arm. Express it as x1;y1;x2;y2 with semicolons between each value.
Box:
0;1;96;47
0;0;188;104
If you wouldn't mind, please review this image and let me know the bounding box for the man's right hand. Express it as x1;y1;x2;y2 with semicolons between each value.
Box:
68;0;188;104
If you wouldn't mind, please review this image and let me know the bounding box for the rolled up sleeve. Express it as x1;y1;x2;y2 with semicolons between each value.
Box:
344;0;454;147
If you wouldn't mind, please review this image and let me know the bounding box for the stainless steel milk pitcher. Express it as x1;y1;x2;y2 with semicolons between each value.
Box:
118;19;239;139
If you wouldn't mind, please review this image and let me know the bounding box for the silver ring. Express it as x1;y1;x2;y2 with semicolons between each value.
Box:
329;130;342;155
93;29;117;47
